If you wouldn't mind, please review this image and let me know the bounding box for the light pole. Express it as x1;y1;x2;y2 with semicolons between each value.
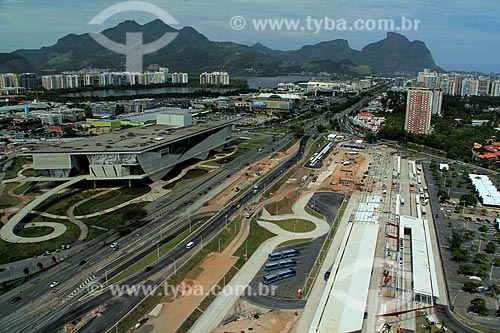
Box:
173;259;177;275
156;243;160;259
200;236;203;250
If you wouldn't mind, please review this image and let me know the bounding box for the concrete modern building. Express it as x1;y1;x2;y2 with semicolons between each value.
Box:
31;119;234;182
405;88;438;135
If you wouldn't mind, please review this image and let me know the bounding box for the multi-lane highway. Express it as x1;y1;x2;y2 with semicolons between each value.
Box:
35;134;311;333
0;123;314;333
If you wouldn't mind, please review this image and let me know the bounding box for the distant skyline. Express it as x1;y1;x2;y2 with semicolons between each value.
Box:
1;0;499;73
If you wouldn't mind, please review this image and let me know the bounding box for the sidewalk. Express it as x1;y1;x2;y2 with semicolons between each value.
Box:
189;192;330;332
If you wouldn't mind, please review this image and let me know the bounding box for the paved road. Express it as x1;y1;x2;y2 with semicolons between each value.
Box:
29;134;313;333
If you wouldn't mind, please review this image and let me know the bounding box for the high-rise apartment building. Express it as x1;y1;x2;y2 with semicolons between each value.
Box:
405;88;440;135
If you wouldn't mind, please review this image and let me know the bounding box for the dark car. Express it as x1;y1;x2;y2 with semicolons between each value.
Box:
10;296;22;304
144;266;153;272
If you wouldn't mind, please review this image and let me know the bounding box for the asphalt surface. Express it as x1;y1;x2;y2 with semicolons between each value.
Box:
0;130;305;333
243;192;345;310
33;134;312;333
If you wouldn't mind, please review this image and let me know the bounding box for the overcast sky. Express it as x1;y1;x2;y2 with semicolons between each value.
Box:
1;0;499;72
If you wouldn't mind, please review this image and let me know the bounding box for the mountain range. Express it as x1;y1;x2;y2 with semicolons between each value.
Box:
2;20;443;76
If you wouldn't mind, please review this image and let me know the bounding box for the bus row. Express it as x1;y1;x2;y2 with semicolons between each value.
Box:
264;259;297;271
263;268;297;285
268;249;300;261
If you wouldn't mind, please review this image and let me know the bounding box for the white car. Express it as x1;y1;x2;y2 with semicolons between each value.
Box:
49;281;60;288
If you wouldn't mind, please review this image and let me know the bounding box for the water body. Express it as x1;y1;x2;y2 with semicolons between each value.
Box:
64;86;232;98
63;75;331;97
235;75;332;89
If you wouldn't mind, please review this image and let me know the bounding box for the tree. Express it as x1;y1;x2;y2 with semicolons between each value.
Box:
492;257;500;267
364;132;378;143
124;208;148;223
485;241;497;254
437;190;449;203
84;105;92;118
62;127;78;138
316;124;326;133
463;281;482;293
460;194;478;207
469;297;490;316
23;267;29;275
479;225;489;233
450;229;464;250
488;284;500;298
458;264;476;276
36;262;44;271
473;253;488;264
451;248;470;262
51;256;57;264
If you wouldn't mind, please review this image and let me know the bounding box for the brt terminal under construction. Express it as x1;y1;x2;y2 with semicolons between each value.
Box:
30;119;234;182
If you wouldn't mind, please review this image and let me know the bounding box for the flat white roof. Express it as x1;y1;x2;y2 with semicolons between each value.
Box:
399;215;439;298
352;195;382;224
469;174;500;207
310;223;379;333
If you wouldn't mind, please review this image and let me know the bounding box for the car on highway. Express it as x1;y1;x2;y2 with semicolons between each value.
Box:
144;266;153;272
49;281;60;288
186;241;195;249
10;296;22;304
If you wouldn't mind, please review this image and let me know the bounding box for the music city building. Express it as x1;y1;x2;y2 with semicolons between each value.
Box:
31;118;234;182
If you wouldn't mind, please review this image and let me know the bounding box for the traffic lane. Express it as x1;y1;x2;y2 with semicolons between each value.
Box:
39;134;312;332
2;132;306;328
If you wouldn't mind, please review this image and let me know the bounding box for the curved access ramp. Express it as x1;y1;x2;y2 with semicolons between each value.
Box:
0;176;86;243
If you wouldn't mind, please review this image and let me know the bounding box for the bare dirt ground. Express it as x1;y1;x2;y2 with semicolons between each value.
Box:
144;215;252;333
213;299;301;333
199;142;300;214
315;147;373;194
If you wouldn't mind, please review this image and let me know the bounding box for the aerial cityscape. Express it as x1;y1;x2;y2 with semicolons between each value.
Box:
0;1;500;333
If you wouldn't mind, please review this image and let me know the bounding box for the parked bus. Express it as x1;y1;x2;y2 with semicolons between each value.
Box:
264;259;297;271
263;268;297;285
268;252;283;261
400;197;405;206
268;249;300;261
282;249;300;258
264;262;280;271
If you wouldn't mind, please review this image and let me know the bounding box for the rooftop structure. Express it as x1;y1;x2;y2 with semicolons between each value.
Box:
31;119;234;181
399;215;440;304
468;174;500;206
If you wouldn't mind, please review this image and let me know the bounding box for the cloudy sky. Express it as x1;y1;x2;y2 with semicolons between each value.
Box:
0;0;499;72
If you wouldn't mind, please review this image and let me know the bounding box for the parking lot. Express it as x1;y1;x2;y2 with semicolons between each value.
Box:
423;162;500;330
243;192;345;309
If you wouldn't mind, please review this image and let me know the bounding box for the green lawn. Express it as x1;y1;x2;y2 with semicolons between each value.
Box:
40;189;104;215
0;183;22;209
74;186;150;216
163;169;208;190
0;215;80;264
80;202;150;241
305;206;325;220
280;238;313;247
234;218;276;268
263;218;316;233
13;182;30;195
4;156;31;179
16;226;54;237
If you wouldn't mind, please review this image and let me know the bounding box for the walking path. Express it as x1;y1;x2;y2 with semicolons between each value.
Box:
0;176;86;243
189;192;330;332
